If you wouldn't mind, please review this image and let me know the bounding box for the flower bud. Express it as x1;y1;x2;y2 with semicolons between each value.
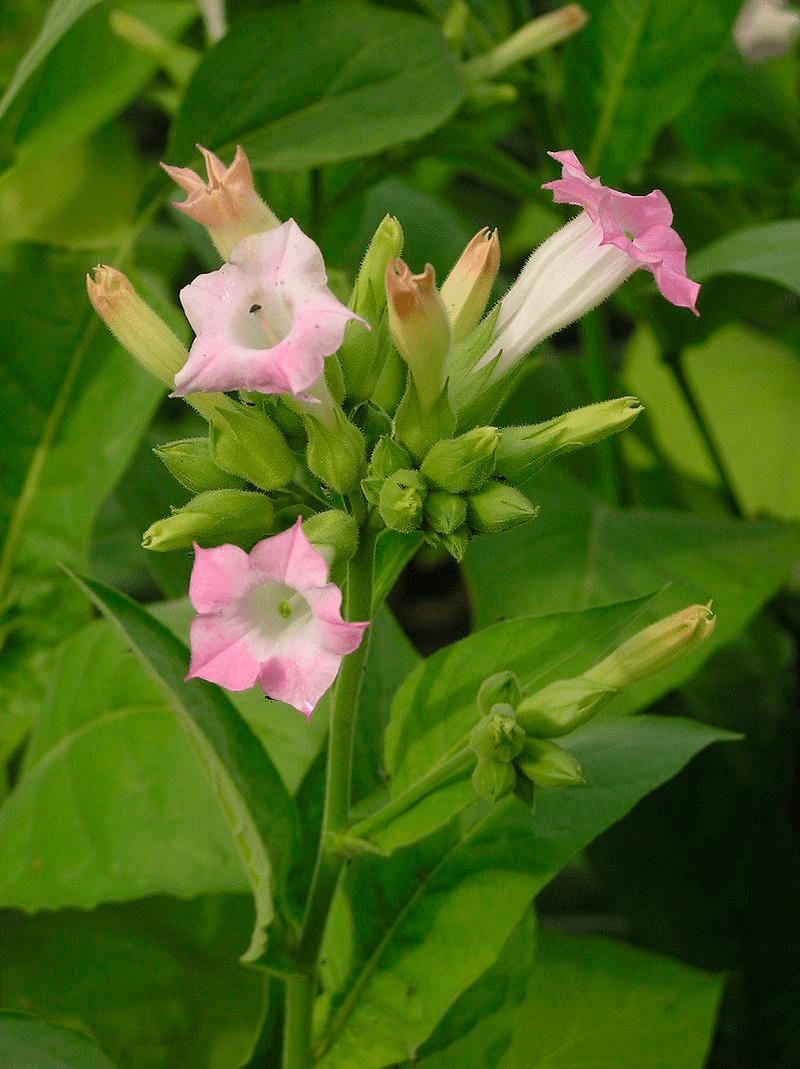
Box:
472;756;517;802
161;145;279;259
339;215;404;402
440;228;500;343
153;437;246;494
370;436;412;479
477;671;522;718
386;259;451;412
466;481;539;533
142;489;274;552
303;405;367;495
378;469;427;533
421;426;499;494
516;738;583;789
302;509;359;568
209;402;296;491
440;524;471;562
495;398;644;483
87;265;187;386
516;676;617;737
394;378;456;463
584;604;716;689
423;490;467;534
469;706;525;762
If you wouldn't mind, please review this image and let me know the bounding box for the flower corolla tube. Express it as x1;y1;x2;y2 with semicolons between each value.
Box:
173;220;367;398
478;150;699;380
185;519;368;717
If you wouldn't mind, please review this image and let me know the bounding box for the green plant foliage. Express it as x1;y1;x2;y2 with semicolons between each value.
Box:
0;1012;119;1069
689;221;800;293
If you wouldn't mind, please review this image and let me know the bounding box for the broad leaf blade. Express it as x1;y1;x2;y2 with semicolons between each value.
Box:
688;221;800;295
66;572;299;961
0;1012;119;1069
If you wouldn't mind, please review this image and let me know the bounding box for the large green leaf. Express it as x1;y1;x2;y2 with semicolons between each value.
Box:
499;930;722;1068
682;324;800;522
168;2;465;170
0;1012;118;1069
688;221;800;295
562;0;741;183
463;465;799;704
66;574;299;962
314;715;732;1068
0;896;266;1069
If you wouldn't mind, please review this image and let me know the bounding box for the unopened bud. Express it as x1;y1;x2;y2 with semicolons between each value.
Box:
302;510;359;568
153;437;246;494
469;706;525;762
584;604;716;689
142;489;274;551
440;524;471;562
394;378;456;463
466;481;539;533
304;405;366;495
440;228;500;343
516;676;617;737
209;402;295;490
421;426;499;494
378;469;427;533
87;266;187;386
423;490;467;534
161;145;279;259
516;737;583;789
477;671;522;717
386;259;451;412
472;756;517;802
495;398;644;483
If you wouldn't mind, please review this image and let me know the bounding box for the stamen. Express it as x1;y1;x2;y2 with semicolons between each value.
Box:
277;600;293;619
249;303;262;313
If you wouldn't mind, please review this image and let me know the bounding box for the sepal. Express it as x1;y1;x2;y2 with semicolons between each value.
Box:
516;676;617;737
420;426;499;494
466;481;539;533
209;402;296;490
141;489;275;551
153;437;247;494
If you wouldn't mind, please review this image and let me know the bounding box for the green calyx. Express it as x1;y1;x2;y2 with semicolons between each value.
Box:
420;426;499;494
141;489;275;552
378;468;427;533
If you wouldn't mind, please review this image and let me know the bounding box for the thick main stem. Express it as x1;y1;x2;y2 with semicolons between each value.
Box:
282;530;375;1069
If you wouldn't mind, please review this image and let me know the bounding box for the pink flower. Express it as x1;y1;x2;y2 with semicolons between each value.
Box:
475;150;699;382
186;519;368;717
173;220;367;398
543;150;700;313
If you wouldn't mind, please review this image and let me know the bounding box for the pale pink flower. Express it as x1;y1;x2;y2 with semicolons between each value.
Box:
477;150;699;381
186;519;368;717
173;220;366;398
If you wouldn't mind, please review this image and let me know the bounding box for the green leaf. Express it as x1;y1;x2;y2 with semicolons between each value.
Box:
463;465;800;703
372;529;423;611
562;0;741;182
315;714;732;1068
0;1012;118;1069
65;574;299;962
500;930;722;1069
682;324;800;521
688;221;800;295
169;2;465;170
1;896;266;1069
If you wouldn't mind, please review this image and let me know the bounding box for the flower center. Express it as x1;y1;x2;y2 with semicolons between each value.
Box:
231;290;295;350
242;581;312;653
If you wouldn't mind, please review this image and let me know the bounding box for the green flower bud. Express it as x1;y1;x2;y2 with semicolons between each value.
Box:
516;676;618;737
340;215;404;403
386;259;451;413
153;437;246;494
513;768;536;809
141;489;274;552
304;405;367;495
494;398;644;484
209;402;296;490
378;468;427;533
302;509;359;568
420;426;499;494
394;379;457;463
472;756;517;802
477;671;522;718
584;604;716;689
516;738;583;789
370;436;412;479
440;228;500;344
469;706;525;762
423;490;467;534
466;481;539;533
440;524;471;562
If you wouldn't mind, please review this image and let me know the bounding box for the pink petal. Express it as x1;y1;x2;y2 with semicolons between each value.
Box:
186;615;261;690
189;543;254;613
256;645;343;719
248;518;330;590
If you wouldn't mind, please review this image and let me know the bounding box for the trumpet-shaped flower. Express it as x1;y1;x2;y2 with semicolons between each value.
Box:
173;220;366;398
186;519;368;717
477;150;699;380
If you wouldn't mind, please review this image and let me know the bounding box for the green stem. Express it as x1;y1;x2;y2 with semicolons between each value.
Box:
282;528;376;1068
348;747;474;842
579;312;621;506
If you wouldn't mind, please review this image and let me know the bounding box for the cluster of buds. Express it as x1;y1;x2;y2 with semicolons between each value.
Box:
468;604;716;805
88;142;700;717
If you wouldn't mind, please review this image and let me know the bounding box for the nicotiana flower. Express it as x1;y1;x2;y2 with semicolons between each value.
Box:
173;220;367;398
162;144;279;259
477;150;699;380
733;0;800;62
186;518;368;717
